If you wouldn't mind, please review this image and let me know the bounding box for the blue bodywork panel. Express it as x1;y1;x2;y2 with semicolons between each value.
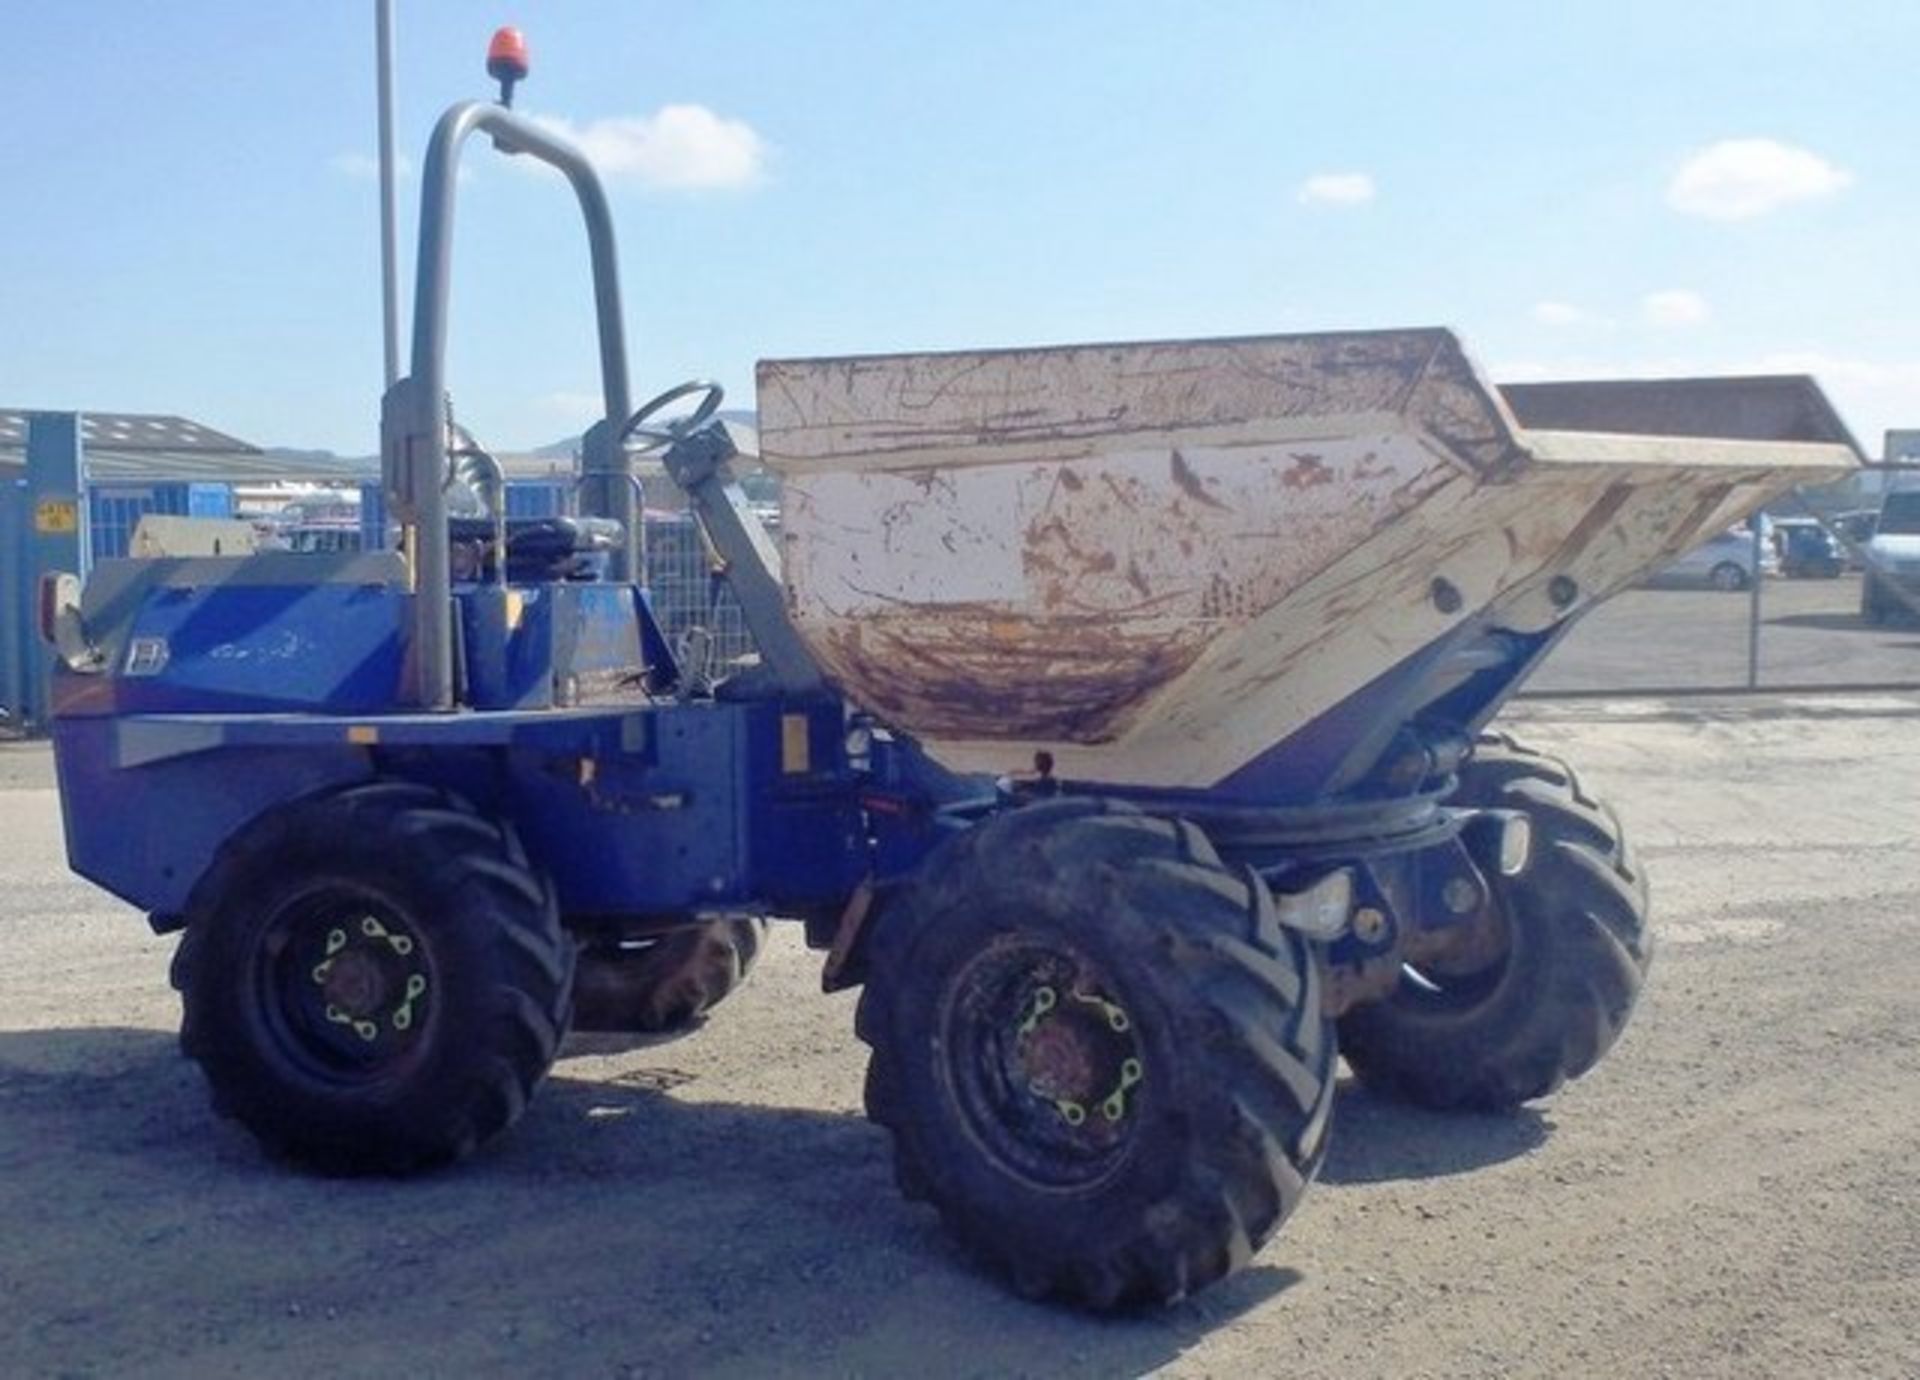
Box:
55;717;375;916
461;582;673;710
110;581;405;714
1211;619;1561;803
55;698;869;923
64;554;410;717
66;554;680;719
52;553;872;924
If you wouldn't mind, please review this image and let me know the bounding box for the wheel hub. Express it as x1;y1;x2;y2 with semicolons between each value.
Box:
1013;985;1143;1128
318;947;389;1015
944;940;1148;1189
286;911;430;1055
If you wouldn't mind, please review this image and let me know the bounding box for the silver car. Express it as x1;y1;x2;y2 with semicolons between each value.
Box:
1651;526;1778;591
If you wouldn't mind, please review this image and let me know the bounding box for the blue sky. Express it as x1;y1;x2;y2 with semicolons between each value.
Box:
3;1;1914;455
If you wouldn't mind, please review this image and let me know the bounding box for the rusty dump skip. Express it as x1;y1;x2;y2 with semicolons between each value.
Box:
755;329;1861;789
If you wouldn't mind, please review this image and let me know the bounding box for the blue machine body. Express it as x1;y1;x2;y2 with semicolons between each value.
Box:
47;551;956;933
48;538;1542;967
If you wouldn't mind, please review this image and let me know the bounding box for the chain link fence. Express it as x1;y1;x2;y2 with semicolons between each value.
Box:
359;475;763;672
638;472;1920;701
1524;470;1920;696
640;501;758;672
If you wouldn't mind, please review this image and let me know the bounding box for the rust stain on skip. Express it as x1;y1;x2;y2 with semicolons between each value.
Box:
1282;453;1335;489
1100;474;1139;510
1169;449;1230;511
819;617;1210;742
1025;515;1119;576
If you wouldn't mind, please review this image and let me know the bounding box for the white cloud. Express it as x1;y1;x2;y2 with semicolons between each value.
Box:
531;106;768;189
330;151;414;180
1533;301;1610;328
1297;172;1375;207
1667;138;1852;220
1642;289;1711;328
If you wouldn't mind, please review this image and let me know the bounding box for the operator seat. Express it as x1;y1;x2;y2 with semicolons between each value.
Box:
447;515;623;582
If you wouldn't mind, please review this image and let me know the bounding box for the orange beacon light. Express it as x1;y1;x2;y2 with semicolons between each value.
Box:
486;27;530;107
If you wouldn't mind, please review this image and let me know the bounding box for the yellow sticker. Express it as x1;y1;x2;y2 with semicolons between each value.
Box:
781;714;811;774
34;498;79;534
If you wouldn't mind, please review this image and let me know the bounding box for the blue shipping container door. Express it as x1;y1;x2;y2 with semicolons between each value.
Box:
0;481;29;724
505;482;568;518
188;483;233;518
360;482;388;551
88;482;234;560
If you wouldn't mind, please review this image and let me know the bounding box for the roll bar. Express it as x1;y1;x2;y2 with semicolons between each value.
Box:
379;101;636;709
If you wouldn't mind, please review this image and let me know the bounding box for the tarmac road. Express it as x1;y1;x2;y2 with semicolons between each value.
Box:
1528;573;1919;693
1;694;1917;1378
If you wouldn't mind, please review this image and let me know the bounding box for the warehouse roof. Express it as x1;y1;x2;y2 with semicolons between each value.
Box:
0;408;370;484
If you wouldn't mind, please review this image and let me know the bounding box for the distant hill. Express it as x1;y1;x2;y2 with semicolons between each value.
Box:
263;407;762;478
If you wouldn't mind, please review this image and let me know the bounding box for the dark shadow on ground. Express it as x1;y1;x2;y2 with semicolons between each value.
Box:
1762;610;1911;633
1631;578;1743;593
1316;1077;1551;1185
0;1026;1305;1377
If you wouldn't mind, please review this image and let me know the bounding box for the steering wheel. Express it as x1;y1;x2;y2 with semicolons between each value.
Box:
620;380;725;453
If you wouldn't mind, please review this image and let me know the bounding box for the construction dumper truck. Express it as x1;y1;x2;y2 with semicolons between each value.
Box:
39;36;1859;1309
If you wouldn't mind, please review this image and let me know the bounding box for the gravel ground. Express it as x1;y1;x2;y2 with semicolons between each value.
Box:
1;695;1917;1379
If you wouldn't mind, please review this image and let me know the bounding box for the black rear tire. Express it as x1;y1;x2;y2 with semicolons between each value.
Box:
174;781;574;1174
572;919;767;1034
1338;735;1651;1110
857;800;1336;1310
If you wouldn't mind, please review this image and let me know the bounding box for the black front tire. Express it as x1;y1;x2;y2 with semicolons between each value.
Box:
174;781;574;1174
857;800;1336;1310
1338;735;1651;1111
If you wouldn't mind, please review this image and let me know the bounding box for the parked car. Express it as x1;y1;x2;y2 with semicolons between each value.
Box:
1834;508;1880;544
1861;491;1920;625
1778;523;1844;578
1832;508;1880;571
1651;526;1777;591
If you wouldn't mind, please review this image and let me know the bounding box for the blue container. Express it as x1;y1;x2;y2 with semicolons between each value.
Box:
359;482;388;551
0;480;29;724
88;482;234;561
505;481;568;518
187;483;231;519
